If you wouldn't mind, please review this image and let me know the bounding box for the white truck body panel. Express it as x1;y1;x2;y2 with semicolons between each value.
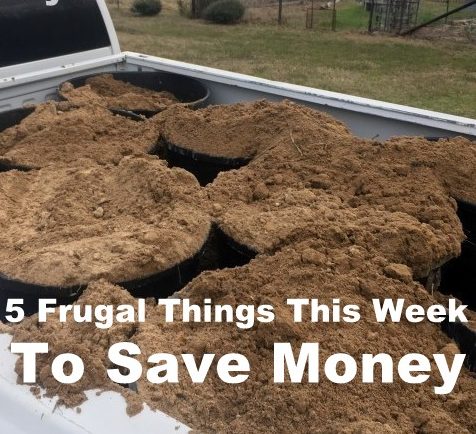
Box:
0;334;190;433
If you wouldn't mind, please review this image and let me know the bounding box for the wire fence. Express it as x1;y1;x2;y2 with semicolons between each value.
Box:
242;0;475;36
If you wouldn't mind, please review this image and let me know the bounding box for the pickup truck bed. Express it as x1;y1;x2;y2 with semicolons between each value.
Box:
0;1;474;433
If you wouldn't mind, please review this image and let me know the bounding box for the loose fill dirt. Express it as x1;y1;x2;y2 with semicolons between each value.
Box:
207;129;476;220
159;100;352;158
3;99;476;432
60;74;179;111
11;245;476;433
382;136;476;205
0;102;160;169
0;156;210;287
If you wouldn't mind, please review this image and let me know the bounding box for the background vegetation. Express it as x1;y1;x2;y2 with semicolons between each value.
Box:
109;0;476;118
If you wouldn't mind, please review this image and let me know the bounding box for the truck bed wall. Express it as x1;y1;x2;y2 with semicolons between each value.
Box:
1;52;475;141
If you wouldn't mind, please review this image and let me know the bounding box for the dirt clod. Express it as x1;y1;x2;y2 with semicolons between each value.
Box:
384;263;413;283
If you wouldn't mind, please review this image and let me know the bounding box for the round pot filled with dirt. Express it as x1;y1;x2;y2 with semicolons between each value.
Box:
210;185;465;280
58;71;210;118
205;119;476;279
0;155;211;319
0;102;160;170
161;99;350;185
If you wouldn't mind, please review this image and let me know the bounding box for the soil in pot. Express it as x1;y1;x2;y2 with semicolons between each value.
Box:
381;136;476;205
0;102;160;170
159;100;352;184
0;155;211;291
10;243;476;433
60;74;178;112
213;187;463;280
208;133;476;221
59;72;209;117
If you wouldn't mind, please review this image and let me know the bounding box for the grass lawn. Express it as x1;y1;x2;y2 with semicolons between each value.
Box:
110;0;476;118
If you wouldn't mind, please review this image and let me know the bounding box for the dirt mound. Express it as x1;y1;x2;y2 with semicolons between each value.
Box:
0;156;210;287
11;245;476;433
60;74;179;111
215;187;463;278
3;98;476;432
159;100;351;158
208;133;476;216
207;130;476;276
382;136;476;204
12;280;142;409
0;102;160;169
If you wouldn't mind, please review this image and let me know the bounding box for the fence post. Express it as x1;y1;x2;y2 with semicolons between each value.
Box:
368;0;375;33
332;0;337;30
311;0;314;28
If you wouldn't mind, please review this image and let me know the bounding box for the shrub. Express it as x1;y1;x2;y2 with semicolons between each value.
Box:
131;0;162;16
202;0;245;24
178;0;217;18
197;0;217;16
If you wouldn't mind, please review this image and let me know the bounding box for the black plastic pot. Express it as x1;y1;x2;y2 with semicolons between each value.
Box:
456;199;476;243
0;107;36;172
438;196;476;372
0;161;30;172
0;237;209;322
440;240;476;311
164;139;253;186
109;108;146;122
59;71;210;118
214;225;257;268
0;106;35;133
439;199;476;309
0;275;85;322
441;319;476;372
